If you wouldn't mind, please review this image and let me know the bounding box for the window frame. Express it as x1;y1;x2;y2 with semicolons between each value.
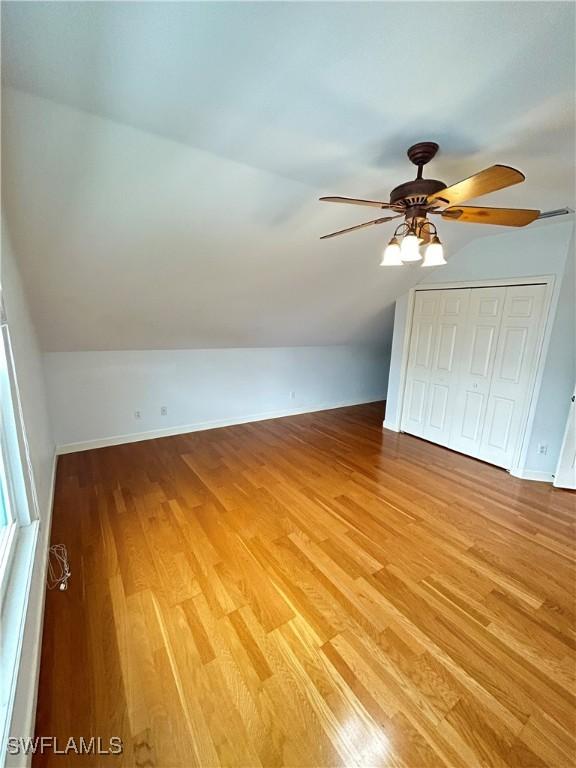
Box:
0;298;36;606
0;292;42;765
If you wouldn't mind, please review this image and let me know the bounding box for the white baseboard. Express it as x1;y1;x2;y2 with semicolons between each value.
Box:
56;398;385;455
382;419;400;433
509;467;554;483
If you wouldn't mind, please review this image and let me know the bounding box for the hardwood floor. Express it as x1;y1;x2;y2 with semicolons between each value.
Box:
34;403;575;767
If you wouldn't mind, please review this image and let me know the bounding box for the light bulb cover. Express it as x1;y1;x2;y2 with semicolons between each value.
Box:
400;234;422;262
380;237;403;266
421;236;446;267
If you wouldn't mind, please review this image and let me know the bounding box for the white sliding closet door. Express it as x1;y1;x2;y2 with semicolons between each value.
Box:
402;283;547;471
425;289;470;446
477;284;547;467
402;291;439;439
450;288;505;458
401;289;469;445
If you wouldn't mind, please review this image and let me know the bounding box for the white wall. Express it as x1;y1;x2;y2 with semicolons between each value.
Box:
1;220;55;761
44;345;389;452
384;220;575;478
1;225;54;512
2;87;415;354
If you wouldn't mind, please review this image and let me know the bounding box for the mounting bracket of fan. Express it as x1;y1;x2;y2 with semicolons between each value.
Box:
389;142;447;206
407;142;439;167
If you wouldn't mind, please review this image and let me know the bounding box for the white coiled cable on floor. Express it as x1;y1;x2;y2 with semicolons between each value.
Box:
47;544;71;590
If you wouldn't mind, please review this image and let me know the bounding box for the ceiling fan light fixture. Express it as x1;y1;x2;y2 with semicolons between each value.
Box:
380;237;403;266
319;143;539;265
400;234;422;262
422;235;446;267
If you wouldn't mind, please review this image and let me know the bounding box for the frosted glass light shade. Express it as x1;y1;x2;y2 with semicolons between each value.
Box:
380;238;403;266
400;234;422;262
421;237;446;267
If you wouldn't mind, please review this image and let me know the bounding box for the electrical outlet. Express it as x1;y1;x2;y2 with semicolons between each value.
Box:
290;391;296;400
537;443;548;455
134;410;142;420
160;406;168;416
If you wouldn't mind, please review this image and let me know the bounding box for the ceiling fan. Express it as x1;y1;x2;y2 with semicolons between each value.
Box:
319;141;541;267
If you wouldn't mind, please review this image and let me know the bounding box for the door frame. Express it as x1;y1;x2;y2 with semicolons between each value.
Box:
553;382;576;489
395;275;556;477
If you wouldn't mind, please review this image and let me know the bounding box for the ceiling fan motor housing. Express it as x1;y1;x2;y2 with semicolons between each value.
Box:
390;178;447;207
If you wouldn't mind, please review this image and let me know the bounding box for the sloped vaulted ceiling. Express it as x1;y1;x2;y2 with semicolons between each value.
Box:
1;1;574;351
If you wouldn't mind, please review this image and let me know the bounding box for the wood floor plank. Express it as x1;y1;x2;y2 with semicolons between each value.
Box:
34;402;576;767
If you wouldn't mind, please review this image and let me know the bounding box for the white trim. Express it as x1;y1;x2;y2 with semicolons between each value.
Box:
509;468;555;483
413;275;554;291
395;275;556;480
512;278;559;474
0;523;17;610
384;292;416;433
553;382;576;489
1;522;39;768
56;398;384;455
3;451;57;768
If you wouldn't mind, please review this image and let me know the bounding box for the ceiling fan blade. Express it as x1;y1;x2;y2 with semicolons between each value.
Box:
319;196;394;209
320;215;401;240
441;206;540;227
427;165;525;207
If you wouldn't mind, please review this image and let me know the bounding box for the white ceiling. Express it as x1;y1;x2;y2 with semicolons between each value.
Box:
1;1;574;351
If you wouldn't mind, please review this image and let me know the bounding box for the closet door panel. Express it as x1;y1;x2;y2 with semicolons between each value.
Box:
460;390;485;441
469;325;497;377
498;327;528;382
450;287;505;457
478;284;547;468
484;396;514;451
436;323;457;372
406;379;428;425
429;383;450;430
413;322;435;368
401;292;440;438
423;289;470;445
402;289;469;446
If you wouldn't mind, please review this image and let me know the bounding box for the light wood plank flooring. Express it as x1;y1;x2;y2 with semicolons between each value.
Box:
35;403;575;767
